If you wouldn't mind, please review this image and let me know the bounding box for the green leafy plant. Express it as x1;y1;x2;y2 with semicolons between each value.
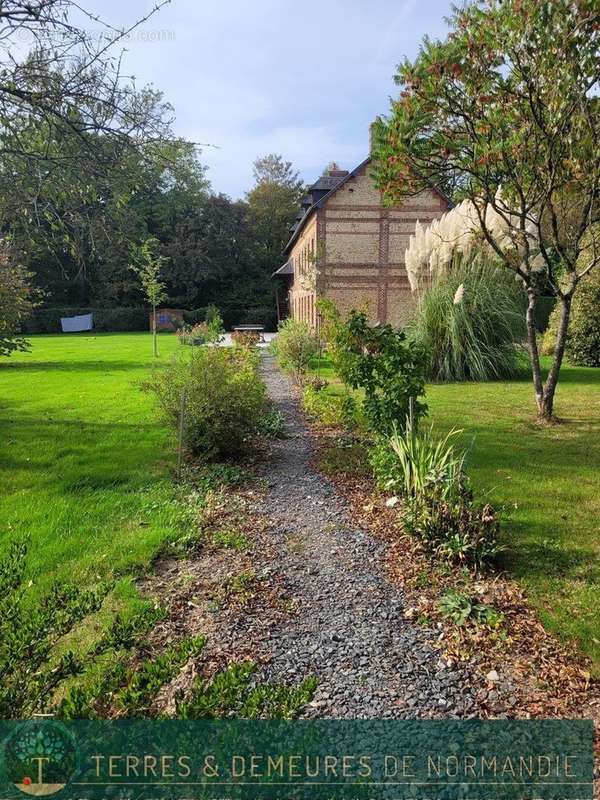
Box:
544;268;600;367
323;309;428;436
402;490;501;570
130;237;168;358
302;385;357;428
371;418;465;498
175;661;316;719
0;539;108;717
373;415;501;570
256;406;287;438
59;636;205;718
410;261;525;382
272;318;320;378
211;529;249;551
143;347;267;460
438;591;504;628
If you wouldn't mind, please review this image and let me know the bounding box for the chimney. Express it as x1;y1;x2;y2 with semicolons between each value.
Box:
328;168;349;178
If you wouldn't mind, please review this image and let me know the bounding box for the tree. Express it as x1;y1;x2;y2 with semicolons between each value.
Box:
0;2;180;339
131;238;167;357
0;2;172;168
246;154;304;275
166;194;254;308
0;105;208;308
373;0;600;420
0;246;35;357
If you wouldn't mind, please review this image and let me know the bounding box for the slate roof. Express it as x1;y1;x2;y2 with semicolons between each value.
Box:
272;260;294;277
285;158;371;253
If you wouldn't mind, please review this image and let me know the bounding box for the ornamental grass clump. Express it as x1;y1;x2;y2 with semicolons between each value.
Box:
410;261;524;382
372;415;500;570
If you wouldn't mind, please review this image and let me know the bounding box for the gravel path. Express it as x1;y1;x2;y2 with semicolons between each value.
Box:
250;355;476;718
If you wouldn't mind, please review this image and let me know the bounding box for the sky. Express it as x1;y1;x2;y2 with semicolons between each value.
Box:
78;0;455;199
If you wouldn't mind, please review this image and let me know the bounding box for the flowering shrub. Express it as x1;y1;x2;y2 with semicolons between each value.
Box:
178;313;224;346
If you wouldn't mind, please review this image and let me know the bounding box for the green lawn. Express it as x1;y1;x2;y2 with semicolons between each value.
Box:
0;332;183;602
311;356;600;673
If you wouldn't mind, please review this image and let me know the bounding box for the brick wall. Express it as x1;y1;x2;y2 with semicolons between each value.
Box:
288;215;318;327
287;160;448;329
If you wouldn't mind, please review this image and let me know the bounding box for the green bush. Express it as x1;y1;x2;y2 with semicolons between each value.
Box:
567;270;600;366
302;384;357;428
410;262;525;381
540;270;600;366
325;309;428;436
143;347;267;460
272;318;320;377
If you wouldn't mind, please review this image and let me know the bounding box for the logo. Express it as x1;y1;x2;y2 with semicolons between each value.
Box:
4;721;76;795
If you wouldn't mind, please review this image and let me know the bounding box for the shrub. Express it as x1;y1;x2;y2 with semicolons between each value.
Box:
302;385;357;428
410;261;525;381
566;269;600;366
402;489;500;570
178;318;223;346
326;309;428;436
272;318;319;377
22;306;148;333
231;330;261;348
143;347;267;460
540;270;600;366
1;249;35;356
540;306;559;356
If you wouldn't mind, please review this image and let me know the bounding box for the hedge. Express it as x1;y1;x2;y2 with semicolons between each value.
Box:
21;307;149;334
22;304;279;334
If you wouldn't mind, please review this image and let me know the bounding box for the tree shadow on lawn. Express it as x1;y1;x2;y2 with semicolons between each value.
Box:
512;358;600;386
0;413;170;493
501;521;599;584
0;360;156;373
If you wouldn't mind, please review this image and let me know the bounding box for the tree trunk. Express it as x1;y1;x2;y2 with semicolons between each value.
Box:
152;305;158;358
538;294;572;421
525;288;545;416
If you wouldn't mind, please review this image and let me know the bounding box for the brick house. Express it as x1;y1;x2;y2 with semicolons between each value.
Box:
274;157;449;328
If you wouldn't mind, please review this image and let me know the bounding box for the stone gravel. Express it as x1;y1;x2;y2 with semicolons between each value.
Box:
248;355;477;718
